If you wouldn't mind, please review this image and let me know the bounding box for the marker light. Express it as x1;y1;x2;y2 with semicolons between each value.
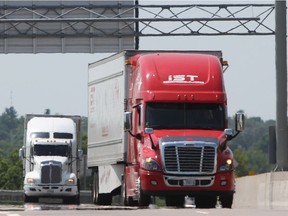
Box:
27;178;34;183
66;178;75;184
226;159;232;165
222;59;228;66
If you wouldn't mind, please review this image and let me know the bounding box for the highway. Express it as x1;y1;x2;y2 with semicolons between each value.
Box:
1;204;288;216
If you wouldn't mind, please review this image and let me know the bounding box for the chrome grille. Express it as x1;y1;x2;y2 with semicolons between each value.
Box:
163;145;216;174
41;161;62;184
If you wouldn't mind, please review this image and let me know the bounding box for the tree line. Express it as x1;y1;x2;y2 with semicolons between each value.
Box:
0;106;275;190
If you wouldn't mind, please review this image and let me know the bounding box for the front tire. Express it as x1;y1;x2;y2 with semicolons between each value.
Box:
138;188;150;207
24;195;38;203
165;195;185;207
219;194;233;208
195;195;217;208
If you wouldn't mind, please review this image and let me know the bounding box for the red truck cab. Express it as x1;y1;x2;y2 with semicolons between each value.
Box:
124;52;244;208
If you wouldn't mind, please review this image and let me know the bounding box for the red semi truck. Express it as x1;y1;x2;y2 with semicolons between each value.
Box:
87;50;244;208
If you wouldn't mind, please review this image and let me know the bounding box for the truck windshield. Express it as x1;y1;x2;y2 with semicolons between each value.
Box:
33;144;69;156
53;132;73;139
30;132;49;138
146;103;225;130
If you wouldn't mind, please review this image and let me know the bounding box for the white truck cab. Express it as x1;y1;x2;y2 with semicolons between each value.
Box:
19;114;82;204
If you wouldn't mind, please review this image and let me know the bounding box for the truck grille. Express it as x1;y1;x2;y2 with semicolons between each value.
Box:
41;161;62;184
163;145;216;174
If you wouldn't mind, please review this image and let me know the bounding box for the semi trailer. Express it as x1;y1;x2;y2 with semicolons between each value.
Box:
87;50;244;208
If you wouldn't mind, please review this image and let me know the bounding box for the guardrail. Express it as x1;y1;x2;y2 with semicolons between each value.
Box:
0;190;92;204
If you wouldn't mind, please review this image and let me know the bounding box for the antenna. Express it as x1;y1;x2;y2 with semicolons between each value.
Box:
10;91;13;107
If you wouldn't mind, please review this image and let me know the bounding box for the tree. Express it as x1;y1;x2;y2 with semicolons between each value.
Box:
1;107;18;130
229;116;275;176
44;109;50;115
0;107;23;154
0;149;23;190
0;105;277;189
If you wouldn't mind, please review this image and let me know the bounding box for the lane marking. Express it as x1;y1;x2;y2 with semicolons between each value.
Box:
196;210;209;214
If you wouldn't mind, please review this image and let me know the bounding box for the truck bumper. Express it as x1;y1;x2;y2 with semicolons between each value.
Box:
139;169;235;197
24;184;78;197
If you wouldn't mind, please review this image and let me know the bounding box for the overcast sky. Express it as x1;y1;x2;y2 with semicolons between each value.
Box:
0;0;277;121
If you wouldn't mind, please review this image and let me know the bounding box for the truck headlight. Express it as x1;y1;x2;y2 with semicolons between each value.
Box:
66;178;75;184
144;158;160;171
27;178;34;183
219;159;233;171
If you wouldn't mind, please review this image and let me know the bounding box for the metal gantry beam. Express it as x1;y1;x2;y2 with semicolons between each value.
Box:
275;0;288;171
136;3;275;36
0;3;275;38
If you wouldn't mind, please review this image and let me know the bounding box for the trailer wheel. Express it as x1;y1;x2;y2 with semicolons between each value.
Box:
92;171;98;204
219;194;233;208
120;175;127;206
92;171;112;205
195;195;217;208
165;195;185;207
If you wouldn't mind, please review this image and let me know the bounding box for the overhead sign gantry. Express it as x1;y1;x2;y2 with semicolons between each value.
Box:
0;1;274;53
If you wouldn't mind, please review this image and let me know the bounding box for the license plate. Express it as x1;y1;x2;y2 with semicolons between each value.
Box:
183;179;196;186
47;189;54;193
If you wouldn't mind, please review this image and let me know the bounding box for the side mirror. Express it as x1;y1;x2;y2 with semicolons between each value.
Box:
235;112;245;132
124;112;132;131
225;112;245;141
224;128;233;136
19;147;25;159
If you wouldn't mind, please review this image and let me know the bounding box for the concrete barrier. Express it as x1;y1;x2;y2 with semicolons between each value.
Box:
2;172;288;208
233;171;288;209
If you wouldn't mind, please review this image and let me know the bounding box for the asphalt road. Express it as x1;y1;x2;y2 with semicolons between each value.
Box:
1;204;288;216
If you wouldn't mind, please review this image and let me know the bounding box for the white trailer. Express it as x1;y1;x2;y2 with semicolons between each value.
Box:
88;52;129;204
19;114;83;204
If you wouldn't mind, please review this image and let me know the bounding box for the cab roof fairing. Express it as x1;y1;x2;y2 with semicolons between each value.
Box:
131;53;227;103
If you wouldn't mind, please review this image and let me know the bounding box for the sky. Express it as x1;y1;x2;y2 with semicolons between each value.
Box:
0;0;278;121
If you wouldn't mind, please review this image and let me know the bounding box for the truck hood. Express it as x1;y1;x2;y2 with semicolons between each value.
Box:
25;156;77;185
150;129;226;146
33;156;68;171
33;156;68;164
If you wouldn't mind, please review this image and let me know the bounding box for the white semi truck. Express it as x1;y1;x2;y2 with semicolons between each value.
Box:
19;114;82;204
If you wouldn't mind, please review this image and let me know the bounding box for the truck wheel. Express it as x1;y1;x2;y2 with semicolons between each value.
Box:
120;175;127;206
195;195;217;208
24;195;38;203
76;179;80;205
74;194;80;205
63;196;78;204
165;195;185;207
92;171;112;205
121;175;137;206
138;188;150;207
219;194;233;208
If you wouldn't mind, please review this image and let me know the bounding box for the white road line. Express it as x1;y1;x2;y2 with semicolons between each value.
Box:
196;210;210;214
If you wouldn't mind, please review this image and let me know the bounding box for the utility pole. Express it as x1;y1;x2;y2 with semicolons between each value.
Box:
275;0;288;170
